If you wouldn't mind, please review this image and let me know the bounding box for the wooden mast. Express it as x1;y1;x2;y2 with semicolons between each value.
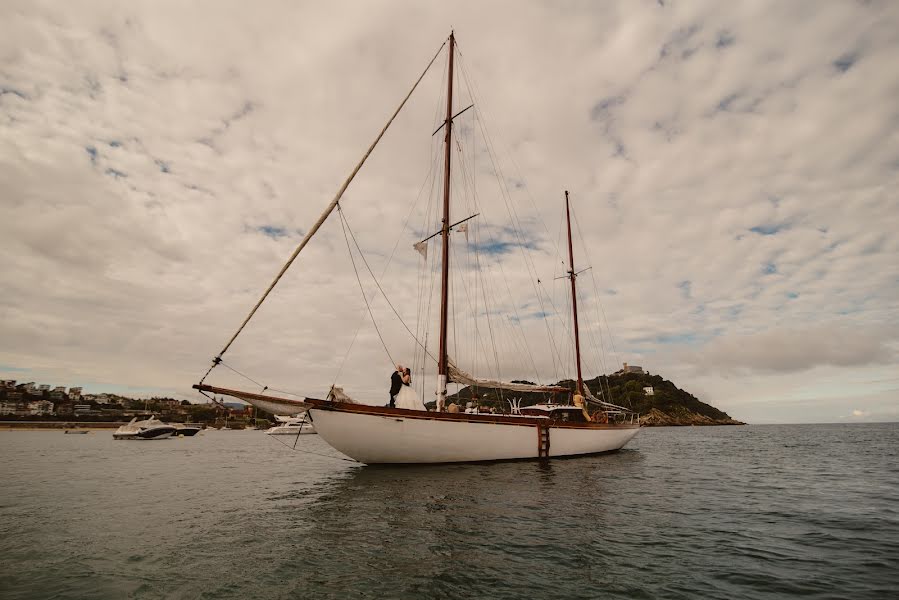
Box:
436;32;455;412
565;191;585;397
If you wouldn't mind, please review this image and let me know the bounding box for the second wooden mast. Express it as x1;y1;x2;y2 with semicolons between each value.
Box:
565;191;585;398
436;32;455;412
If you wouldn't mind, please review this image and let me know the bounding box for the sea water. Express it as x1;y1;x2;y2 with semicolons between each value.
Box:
0;423;896;599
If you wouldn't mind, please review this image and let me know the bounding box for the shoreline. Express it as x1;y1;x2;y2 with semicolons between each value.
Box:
0;421;126;430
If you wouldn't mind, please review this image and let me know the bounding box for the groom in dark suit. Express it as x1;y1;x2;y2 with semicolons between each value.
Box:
389;364;403;408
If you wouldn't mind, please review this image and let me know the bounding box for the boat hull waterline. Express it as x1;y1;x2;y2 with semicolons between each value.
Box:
308;404;639;464
193;384;639;464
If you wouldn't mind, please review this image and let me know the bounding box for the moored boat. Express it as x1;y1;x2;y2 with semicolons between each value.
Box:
265;415;316;436
113;416;177;440
173;423;202;436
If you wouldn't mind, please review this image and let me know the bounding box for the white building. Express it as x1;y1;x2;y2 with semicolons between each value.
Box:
37;384;51;392
643;386;655;396
1;380;16;389
0;401;17;415
28;400;54;416
69;387;83;401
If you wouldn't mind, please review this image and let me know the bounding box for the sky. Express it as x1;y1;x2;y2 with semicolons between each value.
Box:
1;0;897;424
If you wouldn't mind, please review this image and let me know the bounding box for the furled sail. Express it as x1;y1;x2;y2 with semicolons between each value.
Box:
327;385;357;404
446;360;567;393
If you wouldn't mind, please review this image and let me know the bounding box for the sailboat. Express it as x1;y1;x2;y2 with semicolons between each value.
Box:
194;33;640;464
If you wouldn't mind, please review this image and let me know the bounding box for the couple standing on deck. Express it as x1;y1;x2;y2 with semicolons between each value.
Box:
389;364;426;411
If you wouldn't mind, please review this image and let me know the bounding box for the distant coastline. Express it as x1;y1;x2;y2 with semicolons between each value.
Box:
2;369;744;428
0;380;247;428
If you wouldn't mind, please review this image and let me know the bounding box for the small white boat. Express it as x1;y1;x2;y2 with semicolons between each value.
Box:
113;416;177;440
266;415;316;436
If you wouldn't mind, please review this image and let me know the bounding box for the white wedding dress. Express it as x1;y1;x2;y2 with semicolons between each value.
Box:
395;384;426;411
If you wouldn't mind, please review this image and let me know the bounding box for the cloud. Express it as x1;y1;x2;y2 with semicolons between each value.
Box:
0;1;897;426
686;324;897;374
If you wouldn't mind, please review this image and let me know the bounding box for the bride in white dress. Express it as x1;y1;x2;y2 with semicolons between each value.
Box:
395;368;426;411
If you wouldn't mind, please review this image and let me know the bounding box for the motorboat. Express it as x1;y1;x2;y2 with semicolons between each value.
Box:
112;416;177;440
173;423;202;436
266;415;316;435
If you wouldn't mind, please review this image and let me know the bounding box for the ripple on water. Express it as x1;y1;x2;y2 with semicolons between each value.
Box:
0;425;898;599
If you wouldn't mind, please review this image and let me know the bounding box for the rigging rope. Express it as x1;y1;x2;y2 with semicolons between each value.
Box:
332;133;441;389
337;205;396;367
217;359;310;399
455;51;566;388
570;205;627;407
267;432;357;462
338;205;438;364
201;39;447;382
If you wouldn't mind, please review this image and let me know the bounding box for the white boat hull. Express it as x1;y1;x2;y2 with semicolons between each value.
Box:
266;425;316;435
112;417;177;440
308;407;639;464
113;429;175;440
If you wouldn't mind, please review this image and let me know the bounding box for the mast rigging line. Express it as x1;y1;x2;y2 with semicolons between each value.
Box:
337;206;396;368
216;358;311;399
200;39;448;383
333;130;442;389
337;205;438;365
267;433;357;462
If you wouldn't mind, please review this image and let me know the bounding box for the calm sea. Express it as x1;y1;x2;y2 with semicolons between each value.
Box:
1;424;896;599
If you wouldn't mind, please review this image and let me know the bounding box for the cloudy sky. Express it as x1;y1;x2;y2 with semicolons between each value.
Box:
2;0;897;424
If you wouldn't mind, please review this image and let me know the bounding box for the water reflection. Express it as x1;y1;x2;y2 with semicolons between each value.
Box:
263;452;651;598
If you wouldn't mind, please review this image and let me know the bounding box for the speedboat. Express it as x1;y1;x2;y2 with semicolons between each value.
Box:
266;415;316;435
172;423;202;436
113;416;177;440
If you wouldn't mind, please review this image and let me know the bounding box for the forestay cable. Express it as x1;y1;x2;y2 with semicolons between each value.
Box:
200;39;448;382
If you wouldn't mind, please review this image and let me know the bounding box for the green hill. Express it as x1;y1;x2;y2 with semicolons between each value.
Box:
431;371;742;426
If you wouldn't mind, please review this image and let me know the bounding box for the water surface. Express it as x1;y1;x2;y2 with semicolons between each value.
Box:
1;424;897;598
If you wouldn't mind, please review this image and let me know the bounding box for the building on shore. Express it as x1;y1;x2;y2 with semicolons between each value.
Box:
28;400;54;416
